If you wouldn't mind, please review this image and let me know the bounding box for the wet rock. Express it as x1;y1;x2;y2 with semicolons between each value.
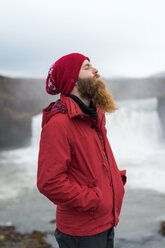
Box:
159;221;165;236
158;98;165;138
0;225;52;248
49;219;56;224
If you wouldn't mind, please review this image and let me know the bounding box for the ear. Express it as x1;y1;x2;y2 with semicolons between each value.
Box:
70;83;78;94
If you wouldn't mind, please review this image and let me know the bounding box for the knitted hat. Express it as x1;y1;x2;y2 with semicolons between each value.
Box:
46;53;90;95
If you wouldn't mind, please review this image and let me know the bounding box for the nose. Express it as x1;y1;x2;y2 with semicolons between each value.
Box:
92;67;98;75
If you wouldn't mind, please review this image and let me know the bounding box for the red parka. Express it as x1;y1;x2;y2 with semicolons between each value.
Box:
37;94;126;236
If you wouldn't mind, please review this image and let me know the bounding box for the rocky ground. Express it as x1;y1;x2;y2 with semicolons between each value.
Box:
0;225;52;248
0;220;165;248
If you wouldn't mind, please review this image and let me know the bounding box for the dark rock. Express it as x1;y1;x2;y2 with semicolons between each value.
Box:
159;221;165;236
49;219;56;224
0;76;58;150
0;225;52;248
157;98;165;138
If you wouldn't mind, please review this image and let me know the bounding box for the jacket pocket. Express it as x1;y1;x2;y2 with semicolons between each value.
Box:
92;184;114;220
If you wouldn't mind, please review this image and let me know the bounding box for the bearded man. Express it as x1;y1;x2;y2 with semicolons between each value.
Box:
37;53;127;248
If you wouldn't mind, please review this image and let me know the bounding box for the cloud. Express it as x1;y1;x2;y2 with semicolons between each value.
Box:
0;0;165;77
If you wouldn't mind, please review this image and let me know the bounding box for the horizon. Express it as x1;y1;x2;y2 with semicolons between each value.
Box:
0;69;165;80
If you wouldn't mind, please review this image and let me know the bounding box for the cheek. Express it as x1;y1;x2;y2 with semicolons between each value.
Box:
79;71;93;78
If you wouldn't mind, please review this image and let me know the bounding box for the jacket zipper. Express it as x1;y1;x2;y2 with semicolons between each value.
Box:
100;115;110;169
98;115;116;224
100;115;109;161
78;113;110;168
93;114;110;170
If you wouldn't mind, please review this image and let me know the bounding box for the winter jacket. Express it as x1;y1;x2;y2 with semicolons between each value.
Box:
37;93;127;236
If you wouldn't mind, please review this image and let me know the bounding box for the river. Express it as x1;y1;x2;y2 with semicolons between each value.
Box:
0;97;165;247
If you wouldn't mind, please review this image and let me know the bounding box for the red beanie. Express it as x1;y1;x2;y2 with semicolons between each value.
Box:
46;53;90;95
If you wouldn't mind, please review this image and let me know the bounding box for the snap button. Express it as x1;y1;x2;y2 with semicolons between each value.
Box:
91;123;94;128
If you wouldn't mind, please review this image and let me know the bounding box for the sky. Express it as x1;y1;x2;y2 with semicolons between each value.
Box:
0;0;165;78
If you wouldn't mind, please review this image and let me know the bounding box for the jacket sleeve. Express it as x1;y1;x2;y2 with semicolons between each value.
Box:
37;117;102;212
119;170;127;185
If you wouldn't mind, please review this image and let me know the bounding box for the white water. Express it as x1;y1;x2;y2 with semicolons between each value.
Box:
0;97;165;201
0;114;42;200
106;97;165;193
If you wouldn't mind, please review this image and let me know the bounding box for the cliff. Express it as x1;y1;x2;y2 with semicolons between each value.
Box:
0;75;57;150
105;77;165;100
0;73;165;150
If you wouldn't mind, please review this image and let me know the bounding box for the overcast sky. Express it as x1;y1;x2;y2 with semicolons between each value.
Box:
0;0;165;78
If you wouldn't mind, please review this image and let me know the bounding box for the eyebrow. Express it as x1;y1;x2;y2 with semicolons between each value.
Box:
83;63;92;68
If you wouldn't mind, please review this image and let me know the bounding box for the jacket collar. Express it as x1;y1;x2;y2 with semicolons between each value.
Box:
60;94;105;130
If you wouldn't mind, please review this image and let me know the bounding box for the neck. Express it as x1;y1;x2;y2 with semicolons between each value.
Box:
78;96;90;107
70;86;91;107
72;93;90;107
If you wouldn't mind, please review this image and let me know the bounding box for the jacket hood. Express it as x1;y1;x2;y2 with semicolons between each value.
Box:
41;94;105;129
41;99;67;128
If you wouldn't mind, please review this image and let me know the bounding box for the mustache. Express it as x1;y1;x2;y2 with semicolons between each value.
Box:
94;73;100;79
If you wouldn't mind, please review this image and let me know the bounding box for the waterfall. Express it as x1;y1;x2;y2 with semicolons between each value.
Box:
0;97;164;201
106;98;164;164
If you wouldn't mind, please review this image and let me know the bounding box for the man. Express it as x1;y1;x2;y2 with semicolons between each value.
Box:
37;53;126;248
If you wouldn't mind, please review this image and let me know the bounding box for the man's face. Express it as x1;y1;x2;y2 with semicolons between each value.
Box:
78;59;98;79
76;74;118;114
72;58;118;113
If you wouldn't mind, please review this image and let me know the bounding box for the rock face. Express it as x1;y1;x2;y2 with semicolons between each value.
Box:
0;74;165;150
105;76;165;100
0;75;58;150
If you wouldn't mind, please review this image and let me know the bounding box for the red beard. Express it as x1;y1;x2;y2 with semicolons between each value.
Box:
77;76;118;113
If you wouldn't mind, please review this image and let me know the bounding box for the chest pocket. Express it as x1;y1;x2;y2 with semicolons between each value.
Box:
72;118;96;137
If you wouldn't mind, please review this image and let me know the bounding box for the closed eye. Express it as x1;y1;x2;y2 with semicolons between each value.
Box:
84;64;92;70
